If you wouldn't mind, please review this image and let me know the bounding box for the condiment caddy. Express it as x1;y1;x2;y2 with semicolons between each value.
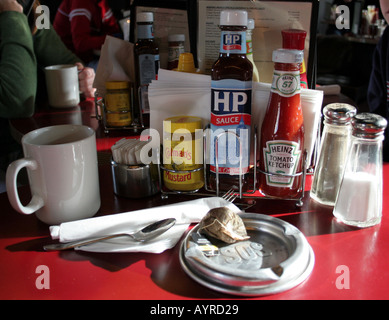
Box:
160;124;309;208
94;88;145;134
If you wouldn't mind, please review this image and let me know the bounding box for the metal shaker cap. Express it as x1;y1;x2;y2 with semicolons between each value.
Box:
352;113;388;139
323;103;356;125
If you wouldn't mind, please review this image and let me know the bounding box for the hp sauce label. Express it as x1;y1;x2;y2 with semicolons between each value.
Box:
220;31;246;54
210;79;252;175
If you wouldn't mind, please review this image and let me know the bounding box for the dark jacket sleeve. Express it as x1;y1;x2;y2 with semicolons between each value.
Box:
368;27;389;120
367;27;389;161
0;11;36;118
33;23;81;68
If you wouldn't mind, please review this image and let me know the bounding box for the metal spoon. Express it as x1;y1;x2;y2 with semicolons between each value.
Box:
43;218;176;251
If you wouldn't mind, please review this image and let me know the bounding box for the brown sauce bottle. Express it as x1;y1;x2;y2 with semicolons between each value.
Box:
134;12;159;118
209;10;253;193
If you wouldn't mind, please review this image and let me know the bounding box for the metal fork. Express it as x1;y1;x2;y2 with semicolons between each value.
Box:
221;188;256;211
221;188;237;203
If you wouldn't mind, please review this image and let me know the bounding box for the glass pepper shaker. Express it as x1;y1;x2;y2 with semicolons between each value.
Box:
310;103;356;206
333;113;387;227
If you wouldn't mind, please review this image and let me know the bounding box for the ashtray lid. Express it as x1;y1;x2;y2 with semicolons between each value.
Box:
179;213;314;296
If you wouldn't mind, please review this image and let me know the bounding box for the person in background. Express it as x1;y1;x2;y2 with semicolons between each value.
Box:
53;0;120;70
367;0;389;161
0;0;96;192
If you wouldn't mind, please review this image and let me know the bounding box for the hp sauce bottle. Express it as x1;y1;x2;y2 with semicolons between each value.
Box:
209;10;253;192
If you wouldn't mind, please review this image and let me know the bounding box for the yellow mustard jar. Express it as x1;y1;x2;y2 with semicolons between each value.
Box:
163;116;204;192
104;81;132;127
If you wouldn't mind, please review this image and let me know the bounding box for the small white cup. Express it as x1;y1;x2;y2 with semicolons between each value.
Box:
6;125;100;225
44;64;80;108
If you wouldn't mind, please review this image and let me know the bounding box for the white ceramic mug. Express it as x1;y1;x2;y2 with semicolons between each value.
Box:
44;64;80;107
6;125;101;225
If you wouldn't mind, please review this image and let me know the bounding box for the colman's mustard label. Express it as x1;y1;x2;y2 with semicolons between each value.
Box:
163;116;204;191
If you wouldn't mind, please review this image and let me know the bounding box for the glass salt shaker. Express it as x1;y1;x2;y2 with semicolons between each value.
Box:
333;113;387;227
310;103;356;206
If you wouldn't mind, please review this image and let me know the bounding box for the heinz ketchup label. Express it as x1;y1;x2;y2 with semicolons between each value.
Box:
210;79;252;175
262;140;301;187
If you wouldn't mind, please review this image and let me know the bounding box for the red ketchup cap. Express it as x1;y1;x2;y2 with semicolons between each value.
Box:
281;29;307;50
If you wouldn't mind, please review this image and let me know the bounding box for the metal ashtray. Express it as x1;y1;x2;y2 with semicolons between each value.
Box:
111;159;160;198
179;213;314;296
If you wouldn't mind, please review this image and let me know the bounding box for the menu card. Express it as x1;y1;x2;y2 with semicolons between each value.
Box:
197;0;316;83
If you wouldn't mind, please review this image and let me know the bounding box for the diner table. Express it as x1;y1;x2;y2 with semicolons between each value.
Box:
1;97;389;302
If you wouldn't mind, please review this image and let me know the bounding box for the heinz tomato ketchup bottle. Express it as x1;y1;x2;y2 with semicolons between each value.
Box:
259;49;305;199
209;10;253;193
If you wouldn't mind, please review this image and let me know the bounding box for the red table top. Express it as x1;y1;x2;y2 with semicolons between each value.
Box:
2;99;389;300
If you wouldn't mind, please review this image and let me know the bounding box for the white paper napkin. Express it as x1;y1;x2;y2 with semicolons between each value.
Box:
148;69;212;138
49;197;240;253
93;36;135;97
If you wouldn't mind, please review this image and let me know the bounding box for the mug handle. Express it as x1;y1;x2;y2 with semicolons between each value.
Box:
6;158;44;215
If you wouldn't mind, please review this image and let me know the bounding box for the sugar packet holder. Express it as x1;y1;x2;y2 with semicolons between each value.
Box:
110;138;161;198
